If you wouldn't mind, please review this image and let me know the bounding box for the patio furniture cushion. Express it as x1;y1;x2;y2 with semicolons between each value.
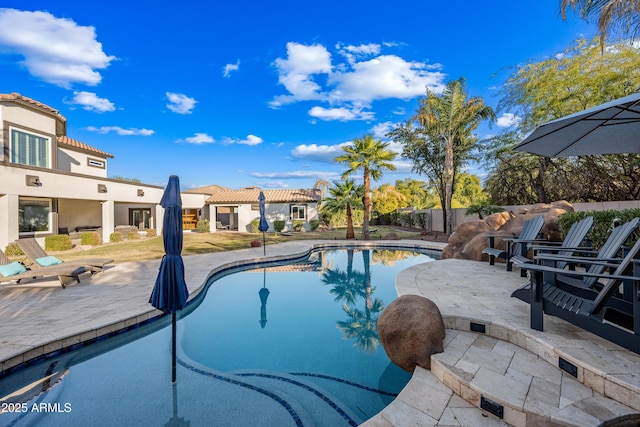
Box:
0;261;27;277
36;255;62;266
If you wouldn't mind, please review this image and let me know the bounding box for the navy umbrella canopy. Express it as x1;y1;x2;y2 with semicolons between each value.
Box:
258;191;268;255
149;175;189;383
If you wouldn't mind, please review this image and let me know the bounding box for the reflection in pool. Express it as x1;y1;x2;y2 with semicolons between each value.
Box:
0;246;438;427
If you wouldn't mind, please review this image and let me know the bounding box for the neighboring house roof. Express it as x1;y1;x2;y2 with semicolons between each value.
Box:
57;135;114;159
0;92;67;123
184;184;230;195
206;187;321;204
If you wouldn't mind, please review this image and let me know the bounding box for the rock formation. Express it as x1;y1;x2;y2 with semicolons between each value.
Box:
441;201;574;261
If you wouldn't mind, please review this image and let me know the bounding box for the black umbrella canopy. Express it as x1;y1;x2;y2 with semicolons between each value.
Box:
514;92;640;157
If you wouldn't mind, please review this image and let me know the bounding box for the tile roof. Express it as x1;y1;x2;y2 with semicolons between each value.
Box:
57;135;114;158
206;187;321;204
184;184;230;195
0;92;66;122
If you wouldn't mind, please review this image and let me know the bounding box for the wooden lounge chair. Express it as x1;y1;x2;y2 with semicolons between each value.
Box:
482;215;545;274
519;237;640;354
16;238;113;274
510;216;594;270
0;248;85;288
512;217;640;303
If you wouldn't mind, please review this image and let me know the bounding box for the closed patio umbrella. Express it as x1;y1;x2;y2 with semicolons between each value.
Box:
149;175;189;383
514;92;640;157
258;191;268;255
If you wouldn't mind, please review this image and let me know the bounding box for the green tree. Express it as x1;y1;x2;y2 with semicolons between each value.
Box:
322;180;364;239
485;38;640;204
452;173;487;207
372;184;406;216
560;0;640;49
335;135;397;240
390;78;495;234
395;178;438;209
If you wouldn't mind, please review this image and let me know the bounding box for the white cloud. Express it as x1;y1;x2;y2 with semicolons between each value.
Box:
223;60;240;77
291;142;350;163
370;121;396;139
270;42;332;107
308;105;374;121
390;159;415;174
0;8;116;87
182;133;214;144
251;170;341;180
67;91;115;112
166;92;197;114
496;113;521;127
222;134;263;146
86;126;154;136
271;41;446;120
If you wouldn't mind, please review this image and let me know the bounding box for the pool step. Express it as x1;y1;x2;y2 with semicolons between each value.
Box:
430;330;640;426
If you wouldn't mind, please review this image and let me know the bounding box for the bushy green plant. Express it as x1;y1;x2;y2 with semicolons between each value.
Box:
559;208;640;250
45;234;73;251
309;219;320;231
4;242;23;256
110;232;123;242
273;220;286;233
146;228;157;237
128;231;141;240
81;232;101;246
292;220;304;232
416;212;428;230
250;219;260;233
196;219;210;233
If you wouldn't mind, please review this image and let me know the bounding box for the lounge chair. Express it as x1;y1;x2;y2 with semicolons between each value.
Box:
519;237;640;354
216;221;229;230
510;216;594;270
482;215;545;274
16;238;113;274
0;248;86;288
512;217;640;303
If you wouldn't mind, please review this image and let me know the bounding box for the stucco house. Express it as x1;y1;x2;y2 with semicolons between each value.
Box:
0;93;321;250
0;93;209;249
197;186;321;232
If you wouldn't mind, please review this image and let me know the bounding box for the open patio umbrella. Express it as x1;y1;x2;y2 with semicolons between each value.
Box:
149;175;189;383
258;191;268;255
514;92;640;157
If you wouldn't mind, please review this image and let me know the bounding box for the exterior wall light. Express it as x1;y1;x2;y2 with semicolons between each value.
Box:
26;175;42;187
137;189;145;197
98;184;108;193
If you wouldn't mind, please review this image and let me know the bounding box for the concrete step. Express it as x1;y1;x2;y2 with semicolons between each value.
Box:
431;329;640;426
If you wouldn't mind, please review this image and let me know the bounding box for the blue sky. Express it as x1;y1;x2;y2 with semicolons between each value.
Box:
0;1;594;190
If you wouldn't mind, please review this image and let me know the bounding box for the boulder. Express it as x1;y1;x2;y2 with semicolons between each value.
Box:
378;295;445;372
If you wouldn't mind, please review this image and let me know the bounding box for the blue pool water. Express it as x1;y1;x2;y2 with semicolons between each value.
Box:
0;246;438;427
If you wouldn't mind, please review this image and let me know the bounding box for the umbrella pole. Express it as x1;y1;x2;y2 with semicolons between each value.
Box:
262;231;266;255
172;312;177;383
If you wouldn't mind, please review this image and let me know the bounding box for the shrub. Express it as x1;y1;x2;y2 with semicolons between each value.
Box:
250;239;261;247
273;220;286;233
416;212;428;230
250;219;260;233
309;219;320;231
45;234;73;251
196;219;210;233
81;232;101;246
559;208;640;250
110;232;123;242
128;231;141;240
4;242;23;256
292;220;304;232
146;228;157;237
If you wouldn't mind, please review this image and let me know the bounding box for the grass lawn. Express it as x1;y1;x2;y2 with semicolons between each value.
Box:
46;226;425;264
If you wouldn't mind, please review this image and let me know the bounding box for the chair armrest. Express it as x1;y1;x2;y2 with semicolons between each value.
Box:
520;262;640;282
534;253;623;269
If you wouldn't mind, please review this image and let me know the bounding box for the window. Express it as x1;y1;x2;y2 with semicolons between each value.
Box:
291;205;306;220
87;158;105;168
19;198;52;233
11;129;50;167
129;208;151;229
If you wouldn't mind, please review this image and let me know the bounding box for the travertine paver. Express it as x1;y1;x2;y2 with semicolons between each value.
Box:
2;240;640;426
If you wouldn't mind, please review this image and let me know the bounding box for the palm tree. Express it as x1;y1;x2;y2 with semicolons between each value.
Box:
335;135;397;240
413;78;495;234
560;0;640;49
322;180;363;239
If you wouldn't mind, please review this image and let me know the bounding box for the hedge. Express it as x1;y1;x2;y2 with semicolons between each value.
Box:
559;208;640;250
45;234;72;251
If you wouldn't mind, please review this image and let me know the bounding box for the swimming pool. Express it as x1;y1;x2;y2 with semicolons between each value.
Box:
0;246;438;427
